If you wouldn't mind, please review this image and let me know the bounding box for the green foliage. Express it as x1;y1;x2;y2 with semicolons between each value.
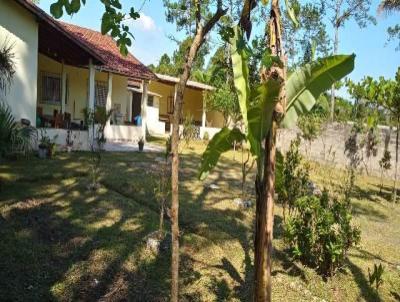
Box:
283;2;330;67
379;150;392;171
284;191;361;276
0;39;15;95
38;129;58;157
50;0;140;55
283;54;356;128
368;263;385;291
182;114;197;147
298;114;321;144
0;102;36;159
198;127;246;180
85;106;112;189
199;26;355;181
277;137;310;216
150;38;209;77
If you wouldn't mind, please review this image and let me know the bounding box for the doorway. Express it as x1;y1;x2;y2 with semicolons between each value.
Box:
131;92;142;122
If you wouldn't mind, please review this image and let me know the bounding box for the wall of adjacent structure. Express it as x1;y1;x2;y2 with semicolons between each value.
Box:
37;54;129;123
148;80;225;129
0;0;38;125
277;123;399;179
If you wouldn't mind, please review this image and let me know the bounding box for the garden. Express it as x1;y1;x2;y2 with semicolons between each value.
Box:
1;0;400;301
0;143;399;301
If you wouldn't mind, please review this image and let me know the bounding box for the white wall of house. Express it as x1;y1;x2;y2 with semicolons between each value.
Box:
104;124;142;142
146;96;166;135
38;128;89;151
0;0;38;125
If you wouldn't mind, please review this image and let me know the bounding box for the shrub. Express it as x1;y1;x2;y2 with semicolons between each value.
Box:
284;191;361;276
277;137;310;220
0;102;36;158
182;114;197;146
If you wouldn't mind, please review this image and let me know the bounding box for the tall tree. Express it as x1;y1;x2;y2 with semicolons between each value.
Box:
324;0;375;120
150;38;209;77
163;0;231;300
283;1;331;67
378;0;400;50
199;3;355;301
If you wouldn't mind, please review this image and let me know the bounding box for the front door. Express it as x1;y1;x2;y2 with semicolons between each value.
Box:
131;92;142;122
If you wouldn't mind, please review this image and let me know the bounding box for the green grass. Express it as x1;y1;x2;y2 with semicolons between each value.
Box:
0;143;399;301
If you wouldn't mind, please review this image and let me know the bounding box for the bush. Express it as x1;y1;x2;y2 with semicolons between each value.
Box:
277;137;310;219
284;191;361;276
0;102;36;158
182;114;197;146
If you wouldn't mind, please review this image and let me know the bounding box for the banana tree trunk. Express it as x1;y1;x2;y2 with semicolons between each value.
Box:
254;121;277;301
254;0;285;300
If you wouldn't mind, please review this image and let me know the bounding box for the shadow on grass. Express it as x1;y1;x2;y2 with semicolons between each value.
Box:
346;259;381;302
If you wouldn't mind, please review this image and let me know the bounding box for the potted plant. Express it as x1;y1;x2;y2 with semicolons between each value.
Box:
48;140;57;158
38;130;50;159
138;137;144;152
66;129;74;153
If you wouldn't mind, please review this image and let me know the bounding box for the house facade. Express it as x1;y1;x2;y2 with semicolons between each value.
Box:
1;0;224;150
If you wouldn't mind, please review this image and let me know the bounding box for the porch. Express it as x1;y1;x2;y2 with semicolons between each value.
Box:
33;20;152;149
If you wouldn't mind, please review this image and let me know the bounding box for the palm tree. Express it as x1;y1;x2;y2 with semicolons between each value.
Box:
0;39;15;95
378;0;400;14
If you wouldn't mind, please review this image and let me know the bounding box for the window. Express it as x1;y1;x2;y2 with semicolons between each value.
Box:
147;95;154;107
41;72;61;103
95;81;108;107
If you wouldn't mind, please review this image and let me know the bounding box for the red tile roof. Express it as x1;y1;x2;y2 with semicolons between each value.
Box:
14;0;155;81
60;22;155;80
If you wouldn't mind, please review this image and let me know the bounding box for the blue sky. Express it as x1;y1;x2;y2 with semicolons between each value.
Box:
38;0;399;87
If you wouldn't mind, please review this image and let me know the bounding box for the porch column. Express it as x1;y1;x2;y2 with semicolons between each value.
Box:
88;58;95;145
128;91;133;123
141;80;149;140
202;95;206;128
88;59;95;111
172;83;178;134
106;72;113;126
61;61;67;114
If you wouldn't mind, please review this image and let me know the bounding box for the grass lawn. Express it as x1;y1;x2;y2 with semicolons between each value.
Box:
0;142;399;301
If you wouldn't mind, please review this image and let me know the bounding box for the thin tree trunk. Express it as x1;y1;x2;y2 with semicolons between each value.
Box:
170;32;202;301
169;5;227;300
393;118;399;202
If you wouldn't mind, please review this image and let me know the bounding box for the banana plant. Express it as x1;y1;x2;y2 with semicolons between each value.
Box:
198;25;355;301
199;28;355;180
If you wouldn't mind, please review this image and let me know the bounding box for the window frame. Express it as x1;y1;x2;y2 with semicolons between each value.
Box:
40;72;62;104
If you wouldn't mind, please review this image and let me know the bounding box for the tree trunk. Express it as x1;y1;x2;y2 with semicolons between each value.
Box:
330;24;339;121
393;119;399;202
170;31;203;301
254;0;285;300
169;5;227;298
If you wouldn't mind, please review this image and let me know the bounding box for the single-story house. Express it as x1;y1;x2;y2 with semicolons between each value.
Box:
128;74;225;139
0;0;224;150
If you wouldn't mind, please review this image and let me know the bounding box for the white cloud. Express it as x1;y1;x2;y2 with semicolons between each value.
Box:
133;13;157;32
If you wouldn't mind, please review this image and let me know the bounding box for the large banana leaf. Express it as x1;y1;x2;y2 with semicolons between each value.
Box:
198;127;246;180
231;27;251;130
247;80;280;158
282;54;355;128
